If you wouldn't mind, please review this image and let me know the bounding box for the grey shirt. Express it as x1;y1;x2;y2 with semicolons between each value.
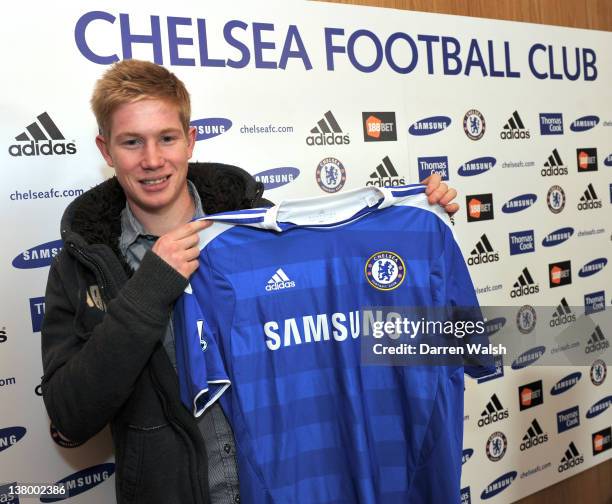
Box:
119;181;240;504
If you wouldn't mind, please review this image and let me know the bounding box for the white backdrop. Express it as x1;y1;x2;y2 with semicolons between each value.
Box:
1;1;610;502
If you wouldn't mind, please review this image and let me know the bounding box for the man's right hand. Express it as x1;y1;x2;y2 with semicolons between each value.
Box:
152;220;212;278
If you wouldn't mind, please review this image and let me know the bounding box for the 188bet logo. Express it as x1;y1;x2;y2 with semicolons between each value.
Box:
365;251;406;290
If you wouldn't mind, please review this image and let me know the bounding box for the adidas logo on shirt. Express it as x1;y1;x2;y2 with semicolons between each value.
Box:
577;183;602;210
8;112;77;157
541;148;568;176
478;393;509;427
550;298;576;327
510;267;539;298
558;442;584;473
500;111;530;140
305;110;350;146
520;419;548;451
366;156;405;187
265;268;296;291
467;234;499;266
585;325;609;354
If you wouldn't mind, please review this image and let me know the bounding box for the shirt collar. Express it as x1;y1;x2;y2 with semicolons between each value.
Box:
119;179;204;256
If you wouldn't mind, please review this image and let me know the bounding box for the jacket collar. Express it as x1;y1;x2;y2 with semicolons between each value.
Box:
60;161;268;256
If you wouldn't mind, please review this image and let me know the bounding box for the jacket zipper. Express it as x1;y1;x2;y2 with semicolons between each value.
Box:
68;242;112;299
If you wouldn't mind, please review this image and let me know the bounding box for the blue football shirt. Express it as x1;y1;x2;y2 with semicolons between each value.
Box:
174;185;493;504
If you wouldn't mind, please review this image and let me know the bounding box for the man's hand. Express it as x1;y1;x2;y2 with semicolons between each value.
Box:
420;173;459;216
152;220;212;278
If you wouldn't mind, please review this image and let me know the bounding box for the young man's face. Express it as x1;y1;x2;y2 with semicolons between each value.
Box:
96;98;196;216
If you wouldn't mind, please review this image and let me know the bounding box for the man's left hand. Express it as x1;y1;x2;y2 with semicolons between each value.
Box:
420;173;459;216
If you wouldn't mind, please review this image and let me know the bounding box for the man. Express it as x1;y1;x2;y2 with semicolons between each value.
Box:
41;59;458;504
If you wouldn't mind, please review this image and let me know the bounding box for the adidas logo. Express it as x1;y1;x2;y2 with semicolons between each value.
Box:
541;148;568;176
366;156;405;187
585;325;609;354
467;234;499;266
510;267;539;298
305;111;350;146
577;184;602;210
500;111;530;140
558;442;584;472
9;112;77;157
520;419;548;451
550;298;575;327
265;268;296;292
478;393;509;427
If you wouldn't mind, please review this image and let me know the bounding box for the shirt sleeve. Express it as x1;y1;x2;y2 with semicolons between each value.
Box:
431;221;497;379
173;247;232;417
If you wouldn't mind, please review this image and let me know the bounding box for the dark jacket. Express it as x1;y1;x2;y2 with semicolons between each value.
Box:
41;162;268;504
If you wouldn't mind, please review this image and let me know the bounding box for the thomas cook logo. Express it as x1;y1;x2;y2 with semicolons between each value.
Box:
9;112;76;157
40;463;115;502
191;118;232;141
12;239;63;269
365;251;406;291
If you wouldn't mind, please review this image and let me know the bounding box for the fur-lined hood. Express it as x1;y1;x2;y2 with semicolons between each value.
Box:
60;161;269;261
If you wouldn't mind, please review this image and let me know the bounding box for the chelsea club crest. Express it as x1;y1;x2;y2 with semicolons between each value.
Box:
365;251;406;291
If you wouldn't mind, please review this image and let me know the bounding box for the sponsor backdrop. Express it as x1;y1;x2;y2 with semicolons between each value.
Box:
1;0;611;502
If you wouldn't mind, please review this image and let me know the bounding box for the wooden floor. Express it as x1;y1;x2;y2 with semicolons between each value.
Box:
515;459;612;504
